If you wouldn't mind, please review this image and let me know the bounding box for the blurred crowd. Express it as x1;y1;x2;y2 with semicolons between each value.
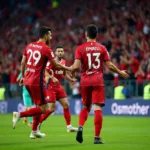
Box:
0;0;150;98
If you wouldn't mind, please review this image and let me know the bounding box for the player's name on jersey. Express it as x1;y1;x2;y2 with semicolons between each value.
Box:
30;44;42;49
27;68;35;72
86;47;100;51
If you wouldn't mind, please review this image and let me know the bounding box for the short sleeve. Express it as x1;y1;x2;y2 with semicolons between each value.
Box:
75;46;81;60
46;61;52;70
63;60;66;66
44;47;55;61
61;59;66;66
103;46;110;61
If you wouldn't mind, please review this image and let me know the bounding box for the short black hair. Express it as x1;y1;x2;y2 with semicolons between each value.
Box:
85;24;98;39
55;46;64;50
39;26;51;38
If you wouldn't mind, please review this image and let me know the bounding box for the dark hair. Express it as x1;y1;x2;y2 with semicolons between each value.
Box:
55;46;64;50
85;24;98;39
39;26;51;38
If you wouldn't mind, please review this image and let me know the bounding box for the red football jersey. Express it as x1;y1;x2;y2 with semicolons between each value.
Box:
75;41;110;86
23;41;55;86
46;58;66;86
146;72;150;80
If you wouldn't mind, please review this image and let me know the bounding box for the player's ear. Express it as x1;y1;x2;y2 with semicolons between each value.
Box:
85;31;88;38
44;34;48;40
43;34;46;40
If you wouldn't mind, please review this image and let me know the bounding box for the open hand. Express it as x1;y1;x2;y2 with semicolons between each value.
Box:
19;78;24;86
119;70;129;79
70;78;77;84
52;77;59;84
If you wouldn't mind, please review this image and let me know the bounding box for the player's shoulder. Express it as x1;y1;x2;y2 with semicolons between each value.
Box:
77;41;91;49
76;44;82;50
27;41;44;50
45;45;53;53
32;41;52;50
80;42;88;48
75;43;86;53
24;42;34;52
41;44;53;54
94;42;105;48
40;42;49;49
95;42;107;52
100;44;106;49
25;42;33;49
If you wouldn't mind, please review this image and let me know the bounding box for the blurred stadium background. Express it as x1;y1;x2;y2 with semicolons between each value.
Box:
0;0;150;99
0;0;150;149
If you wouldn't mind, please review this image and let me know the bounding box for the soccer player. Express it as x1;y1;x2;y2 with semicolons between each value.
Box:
71;24;129;144
38;46;78;132
16;72;33;127
12;26;73;138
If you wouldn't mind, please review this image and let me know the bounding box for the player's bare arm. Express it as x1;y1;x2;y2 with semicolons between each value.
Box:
45;69;59;84
20;55;26;85
70;59;81;77
45;69;53;83
16;76;20;83
50;59;72;72
45;69;53;79
105;61;129;79
120;55;131;64
63;71;77;84
21;55;26;77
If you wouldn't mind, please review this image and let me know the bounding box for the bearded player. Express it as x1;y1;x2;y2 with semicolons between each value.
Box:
38;46;78;133
12;26;73;139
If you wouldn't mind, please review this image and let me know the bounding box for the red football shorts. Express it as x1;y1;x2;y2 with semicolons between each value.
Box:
46;85;67;102
25;85;47;105
81;86;105;106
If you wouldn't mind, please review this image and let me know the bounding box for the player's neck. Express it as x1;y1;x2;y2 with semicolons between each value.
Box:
56;57;62;62
87;38;96;42
38;38;46;44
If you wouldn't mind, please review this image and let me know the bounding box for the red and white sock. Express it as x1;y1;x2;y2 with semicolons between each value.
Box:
94;110;103;137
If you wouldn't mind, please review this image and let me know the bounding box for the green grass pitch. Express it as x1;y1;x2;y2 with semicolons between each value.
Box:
0;114;150;150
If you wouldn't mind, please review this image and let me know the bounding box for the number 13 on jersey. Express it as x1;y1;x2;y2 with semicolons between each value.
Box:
87;53;101;69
